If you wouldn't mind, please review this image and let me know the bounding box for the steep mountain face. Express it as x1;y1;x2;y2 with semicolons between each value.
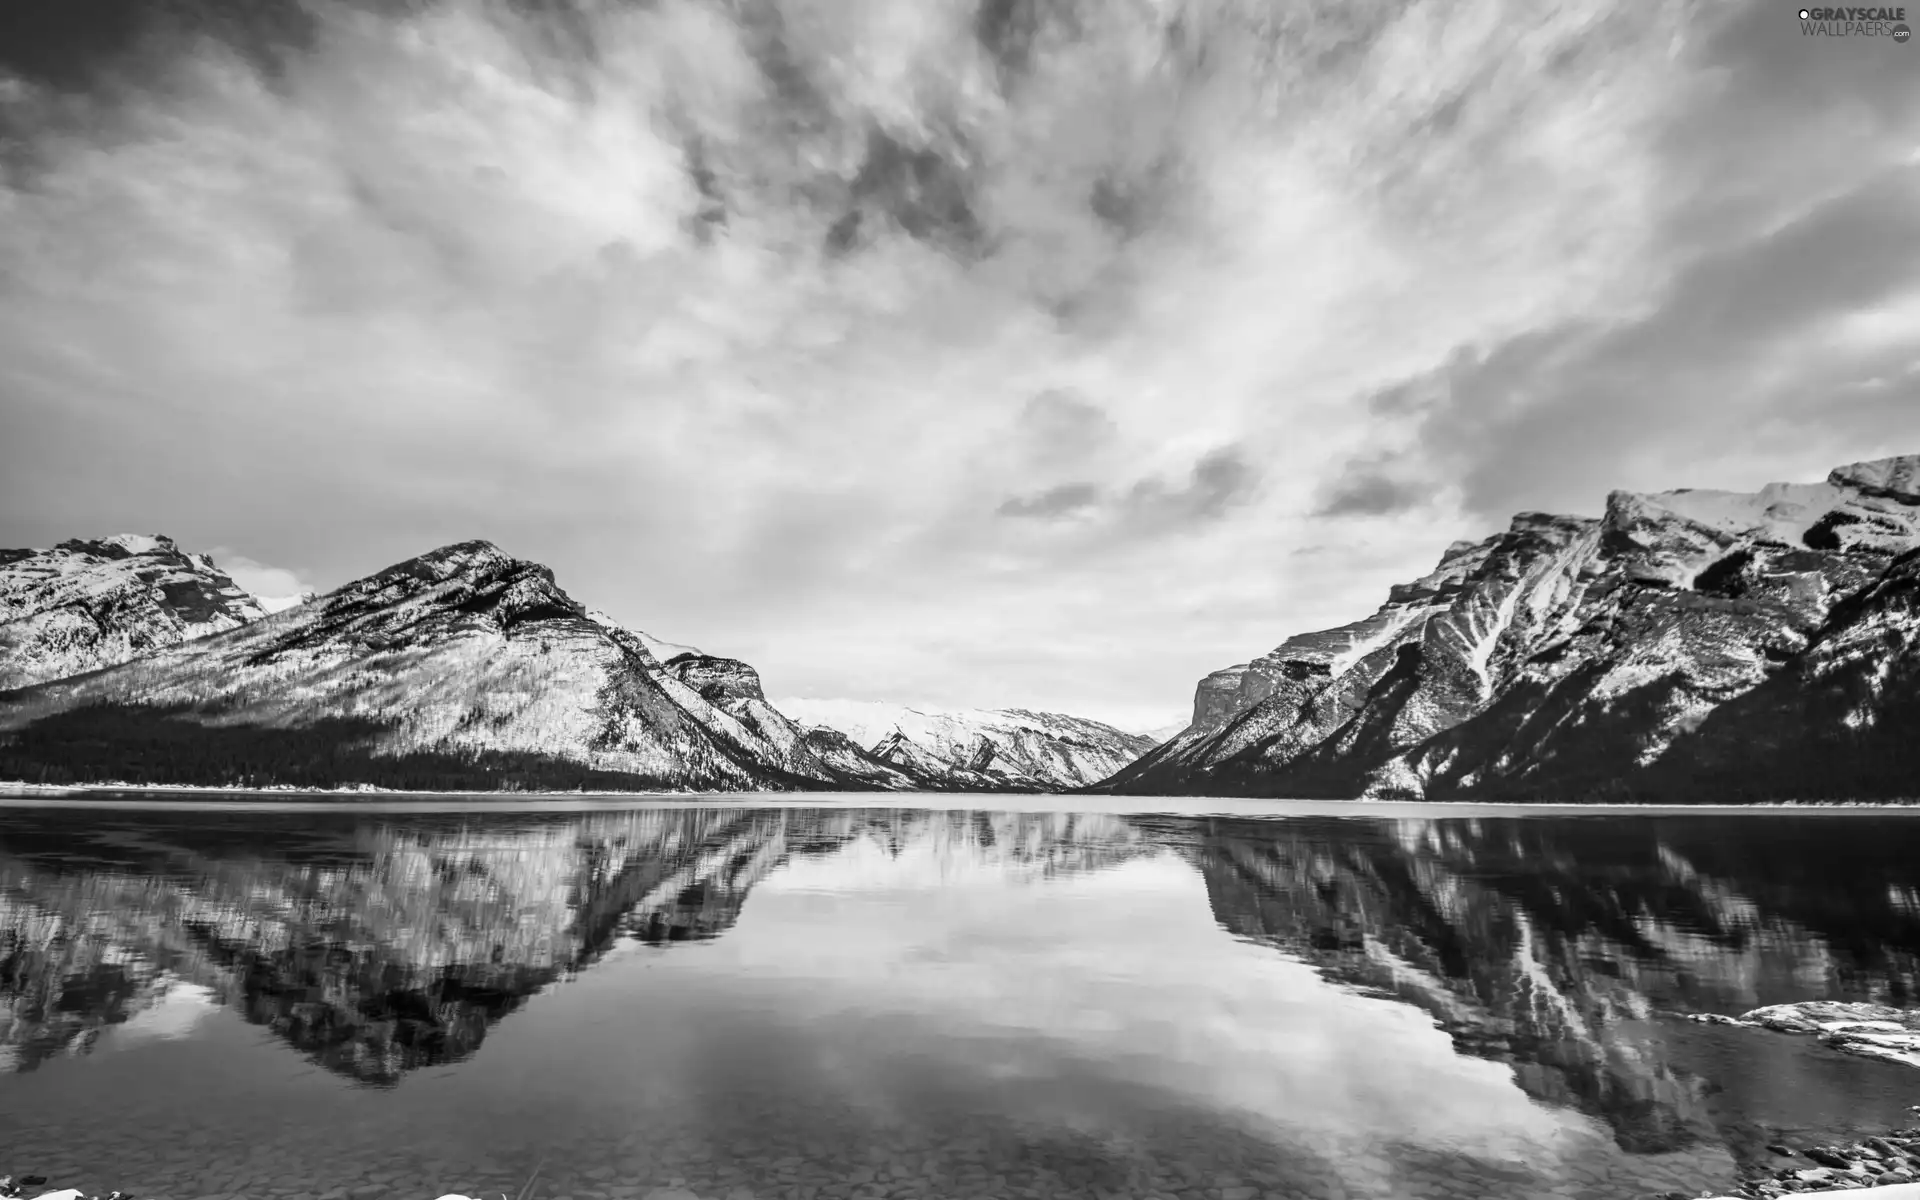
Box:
0;534;269;691
622;633;924;792
1103;454;1920;801
0;541;910;792
775;698;1158;792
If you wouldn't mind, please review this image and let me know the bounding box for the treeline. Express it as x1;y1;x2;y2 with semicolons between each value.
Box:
0;702;703;793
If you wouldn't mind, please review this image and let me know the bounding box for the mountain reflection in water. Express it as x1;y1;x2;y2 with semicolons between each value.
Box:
2;803;1918;1200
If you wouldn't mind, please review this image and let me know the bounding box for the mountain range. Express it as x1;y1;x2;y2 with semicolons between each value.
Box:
774;698;1156;791
3;451;1919;800
1104;453;1920;803
0;538;1143;793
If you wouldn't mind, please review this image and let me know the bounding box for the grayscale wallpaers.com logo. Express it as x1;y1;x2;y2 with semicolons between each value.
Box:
1799;5;1911;38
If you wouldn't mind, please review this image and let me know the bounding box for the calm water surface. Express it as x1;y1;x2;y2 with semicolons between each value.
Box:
2;797;1918;1200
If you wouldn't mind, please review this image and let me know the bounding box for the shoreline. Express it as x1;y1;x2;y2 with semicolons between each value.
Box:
4;779;1920;815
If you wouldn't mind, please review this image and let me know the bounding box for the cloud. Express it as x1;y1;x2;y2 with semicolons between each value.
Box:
998;482;1101;520
1354;164;1920;522
1016;389;1118;463
210;550;314;605
1316;468;1436;519
1120;444;1258;530
0;0;1914;727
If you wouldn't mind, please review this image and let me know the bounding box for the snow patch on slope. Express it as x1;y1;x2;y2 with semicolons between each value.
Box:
1830;453;1920;500
253;593;311;615
1647;482;1844;545
100;533;171;556
773;698;974;750
583;610;702;663
636;630;702;663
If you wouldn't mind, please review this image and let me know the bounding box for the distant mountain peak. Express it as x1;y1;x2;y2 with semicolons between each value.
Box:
52;533;180;560
379;539;519;580
1829;453;1920;501
0;533;266;690
775;697;1156;791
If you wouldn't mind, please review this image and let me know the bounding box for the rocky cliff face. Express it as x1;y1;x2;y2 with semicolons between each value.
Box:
0;534;268;691
638;642;925;791
774;698;1158;792
0;541;910;792
1102;454;1920;801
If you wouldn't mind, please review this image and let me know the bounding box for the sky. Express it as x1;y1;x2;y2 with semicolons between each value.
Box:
2;0;1918;733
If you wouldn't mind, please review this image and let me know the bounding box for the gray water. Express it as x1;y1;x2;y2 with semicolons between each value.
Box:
3;796;1918;1200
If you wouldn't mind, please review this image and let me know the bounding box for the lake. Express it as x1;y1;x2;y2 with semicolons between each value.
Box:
2;797;1918;1200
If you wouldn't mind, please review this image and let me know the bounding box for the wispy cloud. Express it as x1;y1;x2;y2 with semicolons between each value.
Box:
1;0;1915;729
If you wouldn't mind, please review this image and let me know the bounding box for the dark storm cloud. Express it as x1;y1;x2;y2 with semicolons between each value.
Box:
1655;0;1920;254
0;0;318;94
1369;166;1920;520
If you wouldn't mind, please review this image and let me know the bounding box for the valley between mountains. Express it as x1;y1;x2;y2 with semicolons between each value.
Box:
3;452;1919;802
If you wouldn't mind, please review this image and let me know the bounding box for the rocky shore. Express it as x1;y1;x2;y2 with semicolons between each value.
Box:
1698;1127;1920;1197
1678;1001;1920;1198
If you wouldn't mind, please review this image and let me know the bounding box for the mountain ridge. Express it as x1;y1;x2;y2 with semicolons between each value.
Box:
1098;453;1920;802
0;539;915;792
0;533;273;691
0;538;1143;795
773;697;1157;792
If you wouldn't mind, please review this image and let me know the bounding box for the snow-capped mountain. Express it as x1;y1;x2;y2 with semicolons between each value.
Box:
775;698;1158;792
1098;453;1920;802
0;534;269;691
0;540;919;792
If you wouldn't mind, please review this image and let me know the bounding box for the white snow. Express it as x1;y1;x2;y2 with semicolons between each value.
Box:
770;696;1149;787
635;629;702;662
1136;720;1190;742
1644;466;1920;552
99;533;170;555
772;697;972;750
582;610;703;661
773;697;1120;750
1644;481;1845;544
1465;578;1524;694
253;593;309;615
1832;453;1920;498
1329;605;1425;675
